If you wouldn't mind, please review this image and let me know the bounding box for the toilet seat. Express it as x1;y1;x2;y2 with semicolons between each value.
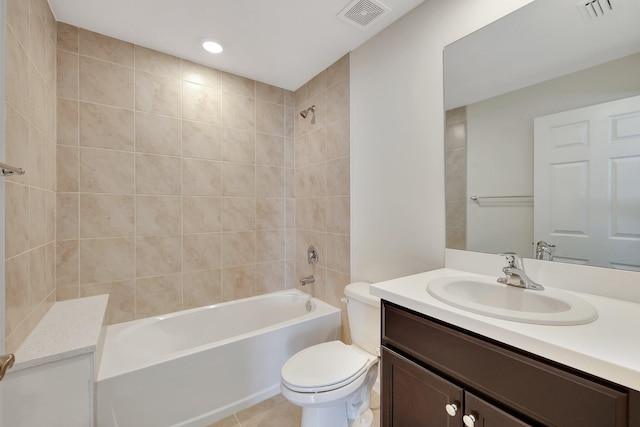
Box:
281;341;375;393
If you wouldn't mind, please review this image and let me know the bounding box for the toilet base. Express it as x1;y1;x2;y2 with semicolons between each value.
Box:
300;406;374;427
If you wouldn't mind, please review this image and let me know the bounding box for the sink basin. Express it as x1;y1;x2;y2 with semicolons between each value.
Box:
427;276;598;325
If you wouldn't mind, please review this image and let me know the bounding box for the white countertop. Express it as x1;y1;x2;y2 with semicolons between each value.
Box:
370;268;640;392
10;295;109;372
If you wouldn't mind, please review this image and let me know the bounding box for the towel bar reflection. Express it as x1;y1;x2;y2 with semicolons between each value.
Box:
470;195;532;201
1;162;25;176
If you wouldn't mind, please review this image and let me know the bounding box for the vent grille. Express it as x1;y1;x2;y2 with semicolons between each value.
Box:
577;0;615;19
338;0;391;30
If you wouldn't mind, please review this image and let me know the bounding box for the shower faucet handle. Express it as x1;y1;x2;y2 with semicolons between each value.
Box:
308;246;319;265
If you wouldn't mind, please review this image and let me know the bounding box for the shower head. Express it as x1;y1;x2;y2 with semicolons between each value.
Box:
299;105;317;124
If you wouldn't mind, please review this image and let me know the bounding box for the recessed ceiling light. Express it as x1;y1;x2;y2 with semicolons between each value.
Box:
201;39;223;54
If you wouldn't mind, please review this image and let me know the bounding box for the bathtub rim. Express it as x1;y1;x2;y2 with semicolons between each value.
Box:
97;289;340;381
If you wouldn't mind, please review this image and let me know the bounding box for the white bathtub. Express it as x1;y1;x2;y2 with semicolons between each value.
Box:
97;289;341;427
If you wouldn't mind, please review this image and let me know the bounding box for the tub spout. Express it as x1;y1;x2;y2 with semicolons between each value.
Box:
300;276;315;286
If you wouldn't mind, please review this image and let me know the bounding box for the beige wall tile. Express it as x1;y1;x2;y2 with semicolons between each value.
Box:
222;231;256;267
57;22;78;53
221;72;254;97
307;71;326;100
56;240;79;288
136;195;182;236
29;188;47;248
182;60;221;88
136;235;182;277
222;163;255;197
5;253;30;337
57;98;79;146
307;162;327;197
80;148;134;194
5;182;29;258
136;274;182;318
56;145;79;192
256;230;285;263
6;29;31;117
327;196;349;235
326;119;349;160
5;105;30;185
256;101;284;136
182;121;221;160
256;261;286;295
222;197;255;232
135;112;181;156
29;9;48;79
80;56;134;108
307;197;326;232
79;29;134;66
307;127;326;164
80;237;135;283
56;286;80;301
256;82;284;105
183;269;222;309
326;54;349;87
221;93;255;130
182;81;221;124
327;80;350;123
29;245;48;309
135;71;181;117
135;46;181;78
183;233;222;272
6;0;30;48
222;265;256;302
80;194;135;238
256;198;285;231
327;234;350;274
57;49;79;100
256;166;284;198
81;280;135;324
29;126;48;189
183;196;222;234
256;134;284;167
182;158;222;196
221;127;255;163
326;157;349;196
135;153;181;195
79;102;135;151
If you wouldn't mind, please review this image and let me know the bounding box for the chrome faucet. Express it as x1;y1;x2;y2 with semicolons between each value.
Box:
497;252;544;291
535;241;556;261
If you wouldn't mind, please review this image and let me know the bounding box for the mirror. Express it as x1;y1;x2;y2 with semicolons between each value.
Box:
444;0;640;271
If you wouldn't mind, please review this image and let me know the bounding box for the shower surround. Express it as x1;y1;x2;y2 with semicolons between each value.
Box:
52;23;351;328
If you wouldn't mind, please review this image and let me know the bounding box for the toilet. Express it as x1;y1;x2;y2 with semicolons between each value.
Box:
281;282;380;427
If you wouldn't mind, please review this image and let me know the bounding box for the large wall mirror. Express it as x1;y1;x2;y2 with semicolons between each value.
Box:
444;0;640;271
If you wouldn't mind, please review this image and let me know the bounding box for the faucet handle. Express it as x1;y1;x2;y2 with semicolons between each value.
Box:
497;252;524;269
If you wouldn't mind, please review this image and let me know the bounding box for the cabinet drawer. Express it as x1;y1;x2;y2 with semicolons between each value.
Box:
382;302;629;427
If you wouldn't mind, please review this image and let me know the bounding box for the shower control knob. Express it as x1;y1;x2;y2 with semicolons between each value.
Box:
463;414;476;427
445;403;458;417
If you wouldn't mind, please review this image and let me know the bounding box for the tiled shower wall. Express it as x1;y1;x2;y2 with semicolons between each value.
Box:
55;23;296;323
4;0;57;352
445;106;467;250
293;55;351;334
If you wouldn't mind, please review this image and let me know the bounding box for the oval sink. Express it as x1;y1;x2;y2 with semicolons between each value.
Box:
427;276;598;325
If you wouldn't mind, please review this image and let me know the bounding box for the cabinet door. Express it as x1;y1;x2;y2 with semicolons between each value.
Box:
464;392;532;427
382;348;463;427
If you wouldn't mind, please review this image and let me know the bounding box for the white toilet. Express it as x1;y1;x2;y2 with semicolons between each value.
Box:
281;282;380;427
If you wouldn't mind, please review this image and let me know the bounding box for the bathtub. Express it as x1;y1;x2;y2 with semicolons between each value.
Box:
97;289;341;427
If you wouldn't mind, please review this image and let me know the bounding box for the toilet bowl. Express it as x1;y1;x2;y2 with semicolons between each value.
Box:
280;282;380;427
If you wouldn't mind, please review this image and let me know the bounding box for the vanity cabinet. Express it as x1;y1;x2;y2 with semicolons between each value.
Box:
381;301;640;427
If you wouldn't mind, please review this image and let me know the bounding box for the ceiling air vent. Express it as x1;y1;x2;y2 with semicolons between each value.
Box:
576;0;615;20
338;0;391;30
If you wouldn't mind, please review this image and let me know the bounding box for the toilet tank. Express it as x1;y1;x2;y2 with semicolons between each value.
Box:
344;282;380;356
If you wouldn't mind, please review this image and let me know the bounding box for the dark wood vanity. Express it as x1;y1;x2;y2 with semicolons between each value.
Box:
381;301;640;426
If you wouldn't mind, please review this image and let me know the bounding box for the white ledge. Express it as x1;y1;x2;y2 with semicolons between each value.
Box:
9;295;108;373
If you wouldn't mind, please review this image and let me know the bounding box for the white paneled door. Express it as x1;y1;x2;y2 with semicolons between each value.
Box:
534;95;640;270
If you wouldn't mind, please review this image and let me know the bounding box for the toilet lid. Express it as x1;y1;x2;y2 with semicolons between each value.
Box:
281;341;370;392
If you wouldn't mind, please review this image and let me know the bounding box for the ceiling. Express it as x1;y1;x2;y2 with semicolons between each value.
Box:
48;0;425;91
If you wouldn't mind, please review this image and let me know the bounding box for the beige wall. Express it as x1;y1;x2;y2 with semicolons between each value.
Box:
4;0;57;353
55;23;297;324
292;55;351;332
4;12;350;349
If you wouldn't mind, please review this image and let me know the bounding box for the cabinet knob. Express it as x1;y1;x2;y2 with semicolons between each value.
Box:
445;403;458;417
463;414;476;427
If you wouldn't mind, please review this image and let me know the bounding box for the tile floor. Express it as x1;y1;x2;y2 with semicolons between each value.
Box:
207;392;381;427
